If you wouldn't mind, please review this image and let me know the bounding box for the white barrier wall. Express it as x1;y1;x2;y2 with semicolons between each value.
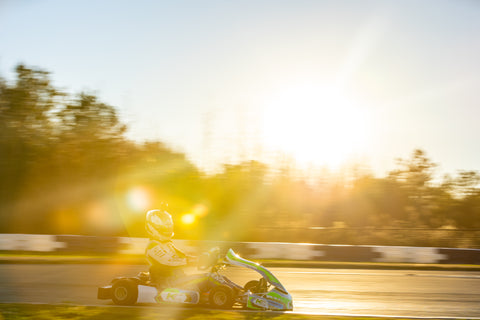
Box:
0;234;66;252
1;234;479;264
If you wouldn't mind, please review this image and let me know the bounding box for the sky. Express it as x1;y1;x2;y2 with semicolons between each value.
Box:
1;0;480;177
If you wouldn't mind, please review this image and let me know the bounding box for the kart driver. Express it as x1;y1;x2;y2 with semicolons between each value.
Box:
145;206;191;287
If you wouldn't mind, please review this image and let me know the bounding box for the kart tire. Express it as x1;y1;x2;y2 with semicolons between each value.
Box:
111;279;138;305
209;285;234;309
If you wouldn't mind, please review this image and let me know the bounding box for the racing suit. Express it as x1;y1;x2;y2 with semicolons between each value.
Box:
145;239;187;286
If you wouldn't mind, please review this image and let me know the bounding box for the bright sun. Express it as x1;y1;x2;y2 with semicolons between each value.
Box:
261;83;369;169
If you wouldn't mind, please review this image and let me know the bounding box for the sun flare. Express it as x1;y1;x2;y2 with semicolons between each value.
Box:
261;83;369;169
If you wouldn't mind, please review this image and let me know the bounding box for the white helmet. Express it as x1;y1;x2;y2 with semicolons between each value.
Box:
146;207;174;242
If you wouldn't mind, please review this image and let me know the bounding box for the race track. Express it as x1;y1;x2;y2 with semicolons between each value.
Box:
1;264;479;318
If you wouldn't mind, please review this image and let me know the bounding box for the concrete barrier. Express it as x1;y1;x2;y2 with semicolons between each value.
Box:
1;234;479;264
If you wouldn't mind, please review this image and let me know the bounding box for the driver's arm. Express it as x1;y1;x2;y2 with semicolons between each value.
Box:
147;241;186;266
171;243;197;263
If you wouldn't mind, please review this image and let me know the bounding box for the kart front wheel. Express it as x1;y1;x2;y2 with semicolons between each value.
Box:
209;285;234;309
111;279;138;305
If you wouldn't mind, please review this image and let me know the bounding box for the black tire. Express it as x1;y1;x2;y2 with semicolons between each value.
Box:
111;279;138;305
209;285;234;309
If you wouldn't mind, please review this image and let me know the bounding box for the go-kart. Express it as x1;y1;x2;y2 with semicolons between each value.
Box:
98;248;293;310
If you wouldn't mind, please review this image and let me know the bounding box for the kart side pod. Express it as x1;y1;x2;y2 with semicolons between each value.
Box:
245;289;293;311
98;279;230;308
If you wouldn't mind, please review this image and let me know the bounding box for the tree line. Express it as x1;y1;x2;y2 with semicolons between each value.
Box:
1;64;479;247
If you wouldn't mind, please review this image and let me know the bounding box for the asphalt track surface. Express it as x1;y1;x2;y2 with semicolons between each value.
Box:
1;264;479;318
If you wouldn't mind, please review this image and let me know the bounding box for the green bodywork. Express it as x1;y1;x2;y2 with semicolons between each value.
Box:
225;249;287;292
226;249;293;310
153;249;292;310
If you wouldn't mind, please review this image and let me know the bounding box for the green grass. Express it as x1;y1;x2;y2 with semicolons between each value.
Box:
1;253;479;271
0;253;146;265
0;304;468;320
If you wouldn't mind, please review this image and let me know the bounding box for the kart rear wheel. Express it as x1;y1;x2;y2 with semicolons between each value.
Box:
209;285;233;309
111;279;138;305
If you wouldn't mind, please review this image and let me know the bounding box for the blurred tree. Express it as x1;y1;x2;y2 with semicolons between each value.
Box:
58;93;126;140
0;65;133;234
1;63;479;247
453;171;480;199
200;161;268;241
450;171;480;228
388;149;438;227
0;65;62;231
343;175;402;227
119;141;203;238
455;192;480;229
54;93;128;180
390;149;436;188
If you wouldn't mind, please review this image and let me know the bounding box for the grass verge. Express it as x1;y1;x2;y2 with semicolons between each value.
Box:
0;304;469;320
1;253;480;271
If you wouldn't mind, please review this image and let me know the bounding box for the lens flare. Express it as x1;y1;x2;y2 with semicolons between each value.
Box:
192;204;208;217
126;186;152;212
181;213;195;225
180;204;209;226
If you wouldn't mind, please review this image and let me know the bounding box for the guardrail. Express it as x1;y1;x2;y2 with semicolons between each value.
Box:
1;234;479;264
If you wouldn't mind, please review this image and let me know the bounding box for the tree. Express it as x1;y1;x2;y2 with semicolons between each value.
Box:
0;65;62;230
52;93;128;180
0;65;132;233
58;93;126;141
450;171;480;228
453;171;480;199
389;149;438;227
